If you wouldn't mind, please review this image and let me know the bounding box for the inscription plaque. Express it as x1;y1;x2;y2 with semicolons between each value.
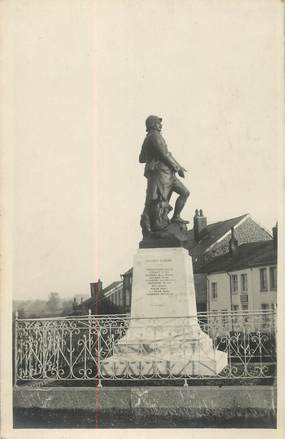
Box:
145;266;175;296
130;247;197;319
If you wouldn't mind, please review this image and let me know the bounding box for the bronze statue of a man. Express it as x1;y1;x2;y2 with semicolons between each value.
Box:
139;115;190;236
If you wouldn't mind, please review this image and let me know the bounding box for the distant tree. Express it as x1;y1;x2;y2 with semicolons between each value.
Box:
61;298;74;316
17;307;26;319
27;299;46;317
46;292;62;314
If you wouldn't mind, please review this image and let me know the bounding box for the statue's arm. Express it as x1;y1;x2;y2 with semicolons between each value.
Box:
153;134;183;171
167;152;183;171
139;140;147;163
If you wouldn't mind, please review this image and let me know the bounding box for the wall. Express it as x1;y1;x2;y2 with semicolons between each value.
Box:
251;265;277;310
207;273;231;313
207;265;277;313
13;386;277;428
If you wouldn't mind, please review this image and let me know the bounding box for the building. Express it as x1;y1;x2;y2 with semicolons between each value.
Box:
103;280;130;312
188;210;271;269
73;279;128;315
120;268;132;313
73;211;273;316
122;211;272;312
201;226;277;313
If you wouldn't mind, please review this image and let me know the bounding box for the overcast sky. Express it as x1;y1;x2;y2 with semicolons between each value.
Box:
3;1;283;300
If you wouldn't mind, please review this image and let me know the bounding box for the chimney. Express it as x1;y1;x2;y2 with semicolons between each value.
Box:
194;209;207;242
229;227;238;255
272;223;278;249
90;279;103;298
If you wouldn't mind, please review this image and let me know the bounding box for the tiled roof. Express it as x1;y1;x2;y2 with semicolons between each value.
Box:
103;281;122;294
186;213;249;258
200;240;277;273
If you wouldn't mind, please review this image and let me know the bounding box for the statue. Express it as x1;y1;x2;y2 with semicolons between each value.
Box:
139;115;190;238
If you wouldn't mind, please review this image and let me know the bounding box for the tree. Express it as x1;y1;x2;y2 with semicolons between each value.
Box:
46;292;62;314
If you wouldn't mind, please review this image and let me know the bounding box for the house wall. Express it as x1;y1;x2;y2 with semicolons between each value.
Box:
251;265;277;310
207;273;231;313
207;265;277;313
122;271;132;313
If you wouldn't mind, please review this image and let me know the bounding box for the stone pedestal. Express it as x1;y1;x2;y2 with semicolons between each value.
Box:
101;247;227;377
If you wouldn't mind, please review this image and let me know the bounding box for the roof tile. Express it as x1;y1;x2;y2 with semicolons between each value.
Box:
187;214;248;257
200;240;277;273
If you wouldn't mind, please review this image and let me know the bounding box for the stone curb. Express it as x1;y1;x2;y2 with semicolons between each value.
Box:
14;385;276;413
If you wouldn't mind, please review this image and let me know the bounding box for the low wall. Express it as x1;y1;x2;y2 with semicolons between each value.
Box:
14;385;277;428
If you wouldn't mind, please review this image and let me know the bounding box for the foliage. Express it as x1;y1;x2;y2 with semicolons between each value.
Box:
13;293;75;318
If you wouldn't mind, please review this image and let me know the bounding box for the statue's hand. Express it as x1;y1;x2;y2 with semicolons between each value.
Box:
178;167;187;178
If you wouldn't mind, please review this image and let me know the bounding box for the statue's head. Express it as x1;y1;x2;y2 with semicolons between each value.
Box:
145;115;162;132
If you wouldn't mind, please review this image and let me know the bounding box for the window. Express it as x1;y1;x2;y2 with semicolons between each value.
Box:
241;304;248;311
211;282;218;301
270;267;277;290
231;305;239;312
260;268;268;291
261;303;269;311
240;293;248;304
231;275;238;293
241;274;248;292
118;291;122;306
126;290;131;307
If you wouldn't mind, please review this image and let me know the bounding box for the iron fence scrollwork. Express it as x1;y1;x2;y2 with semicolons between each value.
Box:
14;310;276;385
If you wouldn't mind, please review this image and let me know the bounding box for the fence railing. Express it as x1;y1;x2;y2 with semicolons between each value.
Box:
14;310;276;385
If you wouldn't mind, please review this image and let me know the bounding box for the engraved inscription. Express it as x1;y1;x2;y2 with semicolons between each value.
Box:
145;266;175;296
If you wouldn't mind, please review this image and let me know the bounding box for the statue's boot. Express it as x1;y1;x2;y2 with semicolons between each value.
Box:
171;216;189;225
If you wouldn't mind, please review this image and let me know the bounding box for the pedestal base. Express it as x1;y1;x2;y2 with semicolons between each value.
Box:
101;318;227;377
101;247;227;377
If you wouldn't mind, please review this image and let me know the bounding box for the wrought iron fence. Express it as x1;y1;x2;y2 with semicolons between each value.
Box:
14;310;276;385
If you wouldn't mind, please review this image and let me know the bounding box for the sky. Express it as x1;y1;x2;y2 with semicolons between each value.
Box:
3;0;283;300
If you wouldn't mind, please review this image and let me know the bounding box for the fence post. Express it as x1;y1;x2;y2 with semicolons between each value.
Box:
14;311;18;387
96;311;102;388
88;309;92;355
